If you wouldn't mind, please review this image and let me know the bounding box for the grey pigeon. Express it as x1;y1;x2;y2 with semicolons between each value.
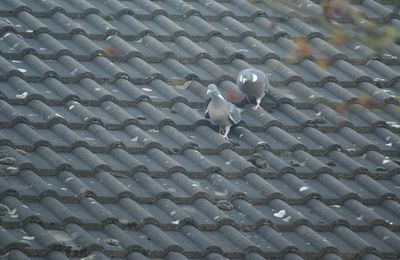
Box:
237;68;269;110
206;84;242;139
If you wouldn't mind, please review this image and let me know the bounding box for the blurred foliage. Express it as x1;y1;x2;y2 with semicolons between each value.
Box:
287;38;312;63
248;0;400;109
257;0;400;54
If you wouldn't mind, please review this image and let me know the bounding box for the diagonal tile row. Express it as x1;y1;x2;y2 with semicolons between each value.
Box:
1;14;399;92
0;221;399;258
0;249;274;260
0;75;399;113
0;0;396;23
0;11;317;41
0;118;399;169
0;93;399;152
1;30;400;67
0;51;398;89
1;194;400;232
1;6;398;46
0;120;398;152
0;161;399;204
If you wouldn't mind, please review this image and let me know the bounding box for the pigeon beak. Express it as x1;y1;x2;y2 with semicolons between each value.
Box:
206;89;212;95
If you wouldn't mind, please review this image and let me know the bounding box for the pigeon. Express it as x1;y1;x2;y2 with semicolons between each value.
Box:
206;84;242;139
237;68;269;110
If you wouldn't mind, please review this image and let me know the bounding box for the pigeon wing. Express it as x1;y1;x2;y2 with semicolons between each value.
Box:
204;97;212;118
264;73;270;93
228;102;242;124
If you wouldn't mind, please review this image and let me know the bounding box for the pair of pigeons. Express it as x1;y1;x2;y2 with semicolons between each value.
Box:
206;68;270;139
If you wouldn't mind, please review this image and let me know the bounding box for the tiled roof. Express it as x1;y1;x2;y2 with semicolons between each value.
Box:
0;0;400;259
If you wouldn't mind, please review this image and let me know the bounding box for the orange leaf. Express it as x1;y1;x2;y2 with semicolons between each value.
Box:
335;103;347;115
295;39;311;58
103;45;120;56
316;59;331;69
330;29;347;46
357;93;372;107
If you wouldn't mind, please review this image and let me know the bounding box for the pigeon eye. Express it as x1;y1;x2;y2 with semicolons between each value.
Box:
252;73;258;82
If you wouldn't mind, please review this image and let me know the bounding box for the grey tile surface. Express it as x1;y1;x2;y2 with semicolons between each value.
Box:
0;0;399;259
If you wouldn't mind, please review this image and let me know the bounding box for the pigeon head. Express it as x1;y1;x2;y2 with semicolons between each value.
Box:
238;69;258;86
206;84;220;96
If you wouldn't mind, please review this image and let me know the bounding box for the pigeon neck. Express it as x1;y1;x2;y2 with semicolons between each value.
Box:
211;92;224;100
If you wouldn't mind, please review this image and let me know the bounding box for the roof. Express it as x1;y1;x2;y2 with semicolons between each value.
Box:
0;0;400;259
